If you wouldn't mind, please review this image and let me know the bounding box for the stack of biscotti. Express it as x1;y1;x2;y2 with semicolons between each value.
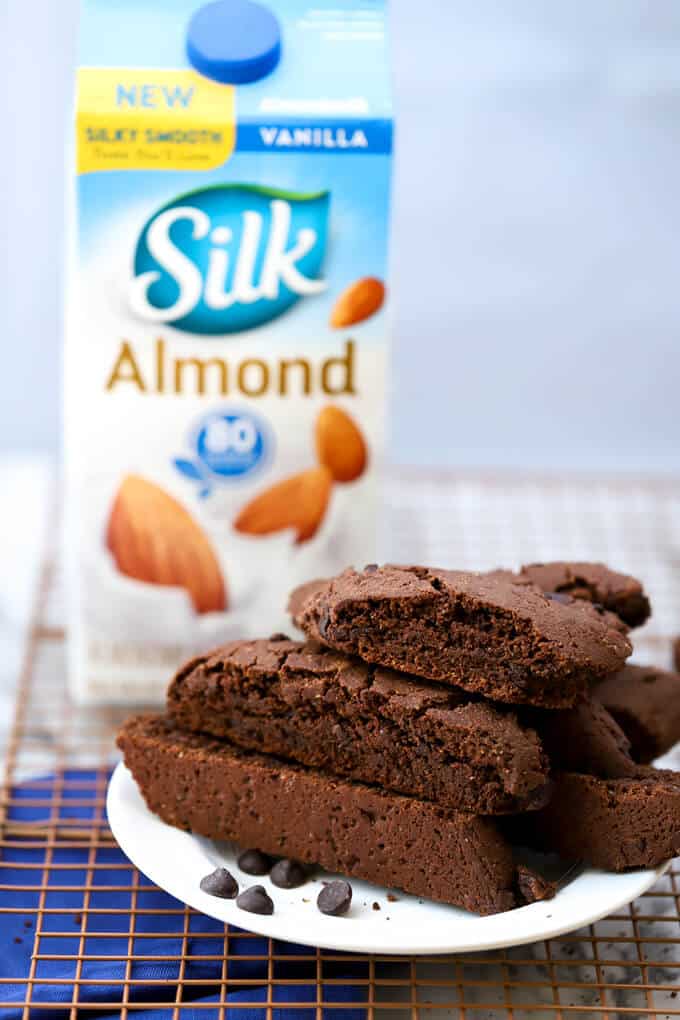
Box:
118;561;680;917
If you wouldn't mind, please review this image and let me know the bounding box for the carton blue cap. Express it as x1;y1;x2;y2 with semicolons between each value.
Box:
187;0;281;85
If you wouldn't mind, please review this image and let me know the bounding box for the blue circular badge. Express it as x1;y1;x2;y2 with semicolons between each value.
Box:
174;410;272;497
195;412;269;478
187;1;281;85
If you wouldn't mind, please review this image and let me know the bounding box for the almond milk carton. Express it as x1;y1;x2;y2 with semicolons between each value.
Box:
66;0;393;703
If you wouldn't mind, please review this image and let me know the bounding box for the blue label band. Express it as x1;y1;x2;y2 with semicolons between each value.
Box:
237;120;393;155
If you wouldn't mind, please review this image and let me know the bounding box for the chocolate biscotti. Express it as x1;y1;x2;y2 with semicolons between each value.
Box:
512;562;650;628
290;565;632;707
295;560;649;633
593;664;680;763
118;714;539;915
532;699;637;779
168;637;551;814
512;769;680;870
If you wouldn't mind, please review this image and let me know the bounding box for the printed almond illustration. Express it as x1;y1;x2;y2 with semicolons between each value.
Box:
106;475;227;614
330;276;385;328
315;405;368;482
234;467;333;544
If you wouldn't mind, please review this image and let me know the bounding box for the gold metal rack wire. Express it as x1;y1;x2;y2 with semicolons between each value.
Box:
2;473;680;1018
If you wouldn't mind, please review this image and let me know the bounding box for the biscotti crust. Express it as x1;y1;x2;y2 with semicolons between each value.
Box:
168;638;551;814
291;566;631;707
118;714;521;915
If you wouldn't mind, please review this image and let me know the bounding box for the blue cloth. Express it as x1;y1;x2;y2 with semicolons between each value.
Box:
0;771;368;1020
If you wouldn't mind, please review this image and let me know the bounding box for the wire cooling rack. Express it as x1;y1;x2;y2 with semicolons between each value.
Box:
1;472;680;1018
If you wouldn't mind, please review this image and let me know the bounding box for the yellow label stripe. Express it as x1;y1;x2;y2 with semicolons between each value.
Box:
76;68;236;174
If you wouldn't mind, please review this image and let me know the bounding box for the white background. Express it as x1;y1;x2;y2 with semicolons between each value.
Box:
1;0;680;473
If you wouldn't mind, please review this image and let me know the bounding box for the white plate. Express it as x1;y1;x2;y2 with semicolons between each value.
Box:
107;762;669;956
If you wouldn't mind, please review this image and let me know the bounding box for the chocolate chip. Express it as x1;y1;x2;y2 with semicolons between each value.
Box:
372;901;380;911
269;632;290;642
386;893;398;902
364;563;378;573
236;884;274;915
237;849;274;875
317;879;352;916
270;858;307;889
200;867;238;899
516;866;556;904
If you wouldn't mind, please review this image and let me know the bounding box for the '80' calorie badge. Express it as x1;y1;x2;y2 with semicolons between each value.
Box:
174;410;272;498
